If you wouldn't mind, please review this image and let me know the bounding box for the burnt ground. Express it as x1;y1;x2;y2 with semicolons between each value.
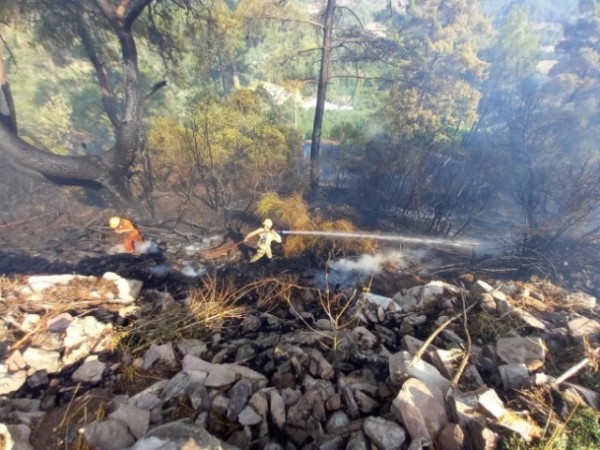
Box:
1;191;600;449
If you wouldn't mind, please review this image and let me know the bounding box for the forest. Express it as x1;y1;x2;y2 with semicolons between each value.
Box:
0;0;599;284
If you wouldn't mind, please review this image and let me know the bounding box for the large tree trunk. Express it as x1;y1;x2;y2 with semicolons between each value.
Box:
0;0;161;219
309;0;335;201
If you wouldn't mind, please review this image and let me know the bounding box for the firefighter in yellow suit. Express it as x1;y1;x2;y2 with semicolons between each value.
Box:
244;218;282;263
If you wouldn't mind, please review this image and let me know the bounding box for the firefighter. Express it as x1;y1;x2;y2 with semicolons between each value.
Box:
109;216;143;255
244;218;282;263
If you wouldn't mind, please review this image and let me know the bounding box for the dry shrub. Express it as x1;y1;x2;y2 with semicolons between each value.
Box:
256;192;375;259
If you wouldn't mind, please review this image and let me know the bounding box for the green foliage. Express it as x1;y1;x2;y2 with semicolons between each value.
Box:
147;90;303;207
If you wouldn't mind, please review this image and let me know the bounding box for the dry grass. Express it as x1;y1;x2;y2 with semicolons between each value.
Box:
114;275;247;354
466;309;526;342
503;386;600;450
256;192;375;259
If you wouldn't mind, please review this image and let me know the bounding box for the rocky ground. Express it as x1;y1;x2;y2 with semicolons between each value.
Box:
0;209;599;450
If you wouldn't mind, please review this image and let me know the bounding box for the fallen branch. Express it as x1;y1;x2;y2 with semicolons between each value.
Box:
452;288;472;386
0;212;57;230
409;296;479;368
554;358;590;385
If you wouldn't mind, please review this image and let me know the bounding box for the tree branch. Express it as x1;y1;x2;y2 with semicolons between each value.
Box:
144;80;167;100
125;0;154;29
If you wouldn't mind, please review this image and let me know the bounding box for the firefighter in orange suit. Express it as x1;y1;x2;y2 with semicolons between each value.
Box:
109;216;143;254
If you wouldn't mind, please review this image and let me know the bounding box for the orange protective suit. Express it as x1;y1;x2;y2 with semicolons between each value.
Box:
116;218;143;254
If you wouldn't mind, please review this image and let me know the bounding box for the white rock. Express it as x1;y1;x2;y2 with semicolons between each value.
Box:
102;272;143;302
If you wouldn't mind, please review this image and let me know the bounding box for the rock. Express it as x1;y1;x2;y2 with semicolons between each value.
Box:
143;343;177;370
27;274;79;291
161;371;191;401
72;357;106;383
0;370;28;395
130;420;240;449
0;423;34;450
511;309;547;330
212;394;230;416
63;316;113;365
270;390;286;429
187;381;210;410
476;388;507;419
129;380;169;410
346;431;369;450
495;337;546;370
109;404;150;439
352;327;378;350
205;365;237;388
567;317;600;344
389;351;451;393
22;347;62;373
176;339;207;358
392;288;420;312
435;423;465;450
84;419;135;450
392;378;448;445
227;379;253;421
470;280;493;295
5;350;27;372
47;312;73;332
102;272;143;302
238;406;262;426
363;416;406;450
26;370;49;389
467;421;499;450
326;410;350;433
498;364;529;391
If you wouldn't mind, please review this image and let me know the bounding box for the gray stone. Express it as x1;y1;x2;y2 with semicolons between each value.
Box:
161;371;191;401
205;364;237;388
470;280;493;295
270;390;286;428
0;423;34;450
109;404;150;439
345;431;369;450
176;339;207;357
227;379;253;421
238;406;262;426
498;364;529;391
84;419;135;450
363;416;406;450
47;312;73;332
495;337;546;370
392;378;448;445
389;351;451;393
129;420;239;450
26;370;48;389
188;382;210;410
72;358;106;383
248;392;268;417
144;343;176;370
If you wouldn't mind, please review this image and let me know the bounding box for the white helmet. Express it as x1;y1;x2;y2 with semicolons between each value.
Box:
262;218;273;228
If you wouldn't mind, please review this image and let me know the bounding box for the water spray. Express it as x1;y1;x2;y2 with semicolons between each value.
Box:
280;230;479;249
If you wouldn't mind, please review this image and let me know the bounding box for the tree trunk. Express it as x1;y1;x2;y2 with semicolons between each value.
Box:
0;0;161;220
309;0;336;201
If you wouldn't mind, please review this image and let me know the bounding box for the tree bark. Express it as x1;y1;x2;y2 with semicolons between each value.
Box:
309;0;336;201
